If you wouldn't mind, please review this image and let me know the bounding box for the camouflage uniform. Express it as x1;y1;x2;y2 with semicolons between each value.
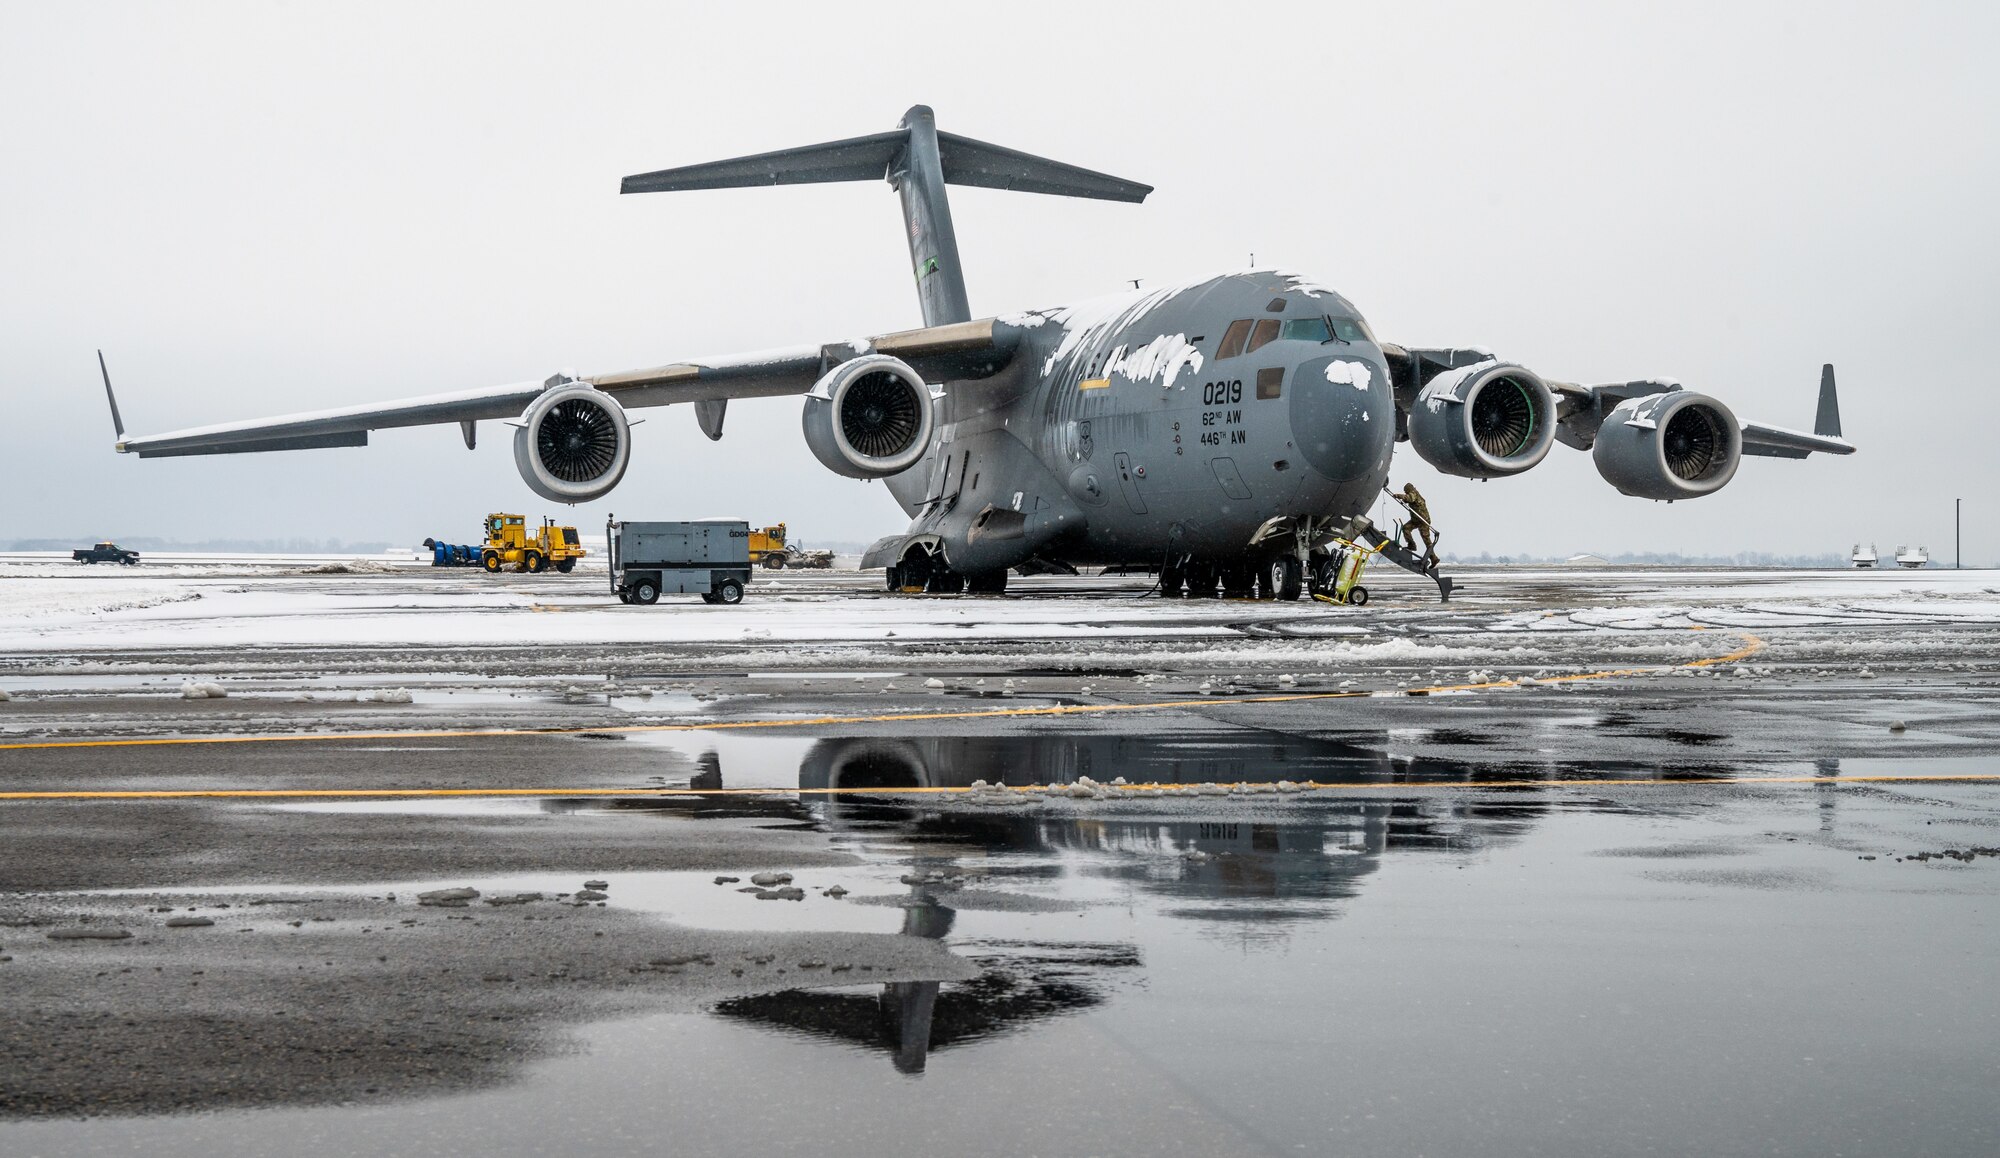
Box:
1395;484;1438;567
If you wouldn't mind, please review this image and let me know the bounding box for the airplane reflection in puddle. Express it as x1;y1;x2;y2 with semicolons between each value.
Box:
547;731;1555;1073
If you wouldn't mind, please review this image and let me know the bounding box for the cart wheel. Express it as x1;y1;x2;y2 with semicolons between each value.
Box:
1347;585;1369;607
632;580;660;605
555;559;575;574
524;551;546;574
715;579;745;605
482;551;503;573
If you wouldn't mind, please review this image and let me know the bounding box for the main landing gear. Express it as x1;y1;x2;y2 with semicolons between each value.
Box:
1160;554;1304;601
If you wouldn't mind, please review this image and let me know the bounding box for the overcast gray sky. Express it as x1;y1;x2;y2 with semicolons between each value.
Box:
5;1;1996;559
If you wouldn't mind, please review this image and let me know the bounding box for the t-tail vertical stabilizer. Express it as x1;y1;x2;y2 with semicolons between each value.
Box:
620;105;1152;328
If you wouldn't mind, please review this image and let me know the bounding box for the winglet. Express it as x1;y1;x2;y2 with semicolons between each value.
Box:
1814;363;1841;438
98;349;129;449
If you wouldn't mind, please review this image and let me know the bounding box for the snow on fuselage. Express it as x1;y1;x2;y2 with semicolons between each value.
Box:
886;270;1395;570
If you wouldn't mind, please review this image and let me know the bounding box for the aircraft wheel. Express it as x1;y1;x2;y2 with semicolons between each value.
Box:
632;580;660;605
715;579;745;605
1159;557;1185;598
966;569;1009;595
885;566;903;592
482;551;503;573
1219;563;1255;599
1270;557;1303;602
1186;560;1217;599
926;569;965;595
1347;585;1369;607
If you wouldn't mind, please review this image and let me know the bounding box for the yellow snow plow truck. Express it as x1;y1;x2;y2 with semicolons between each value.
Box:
480;514;587;574
747;523;836;569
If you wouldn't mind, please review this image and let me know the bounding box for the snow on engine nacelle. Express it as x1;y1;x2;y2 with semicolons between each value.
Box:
800;354;936;479
512;381;632;504
1406;361;1558;479
1592;390;1741;500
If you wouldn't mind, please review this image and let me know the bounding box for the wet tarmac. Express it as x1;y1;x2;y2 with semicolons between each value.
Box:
2;567;1998;1155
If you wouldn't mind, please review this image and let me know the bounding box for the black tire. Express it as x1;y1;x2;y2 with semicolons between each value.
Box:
1220;563;1254;599
482;551;503;573
618;590;633;604
1159;557;1185;599
1270;557;1303;602
966;570;1009;595
885;566;903;592
715;579;745;605
1311;556;1341;594
1348;585;1369;607
700;593;719;604
926;570;965;595
765;556;786;570
1186;560;1217;599
524;551;546;574
123;557;139;566
555;559;575;574
632;580;660;605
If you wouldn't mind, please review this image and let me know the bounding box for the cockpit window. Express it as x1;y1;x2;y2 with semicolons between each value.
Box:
1278;316;1374;343
1216;319;1252;359
1245;319;1280;354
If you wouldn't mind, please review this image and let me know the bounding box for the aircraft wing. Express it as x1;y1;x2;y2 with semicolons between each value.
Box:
1548;363;1854;459
108;319;1017;458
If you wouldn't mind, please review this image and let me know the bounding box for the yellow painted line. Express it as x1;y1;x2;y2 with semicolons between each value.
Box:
2;772;1994;802
0;633;1764;754
1078;378;1111;390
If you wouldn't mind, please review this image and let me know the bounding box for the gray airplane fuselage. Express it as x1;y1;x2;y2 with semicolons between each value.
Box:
884;270;1391;573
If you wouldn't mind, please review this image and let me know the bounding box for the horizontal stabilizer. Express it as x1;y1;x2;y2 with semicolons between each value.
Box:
622;131;906;194
622;127;1150;203
935;131;1151;202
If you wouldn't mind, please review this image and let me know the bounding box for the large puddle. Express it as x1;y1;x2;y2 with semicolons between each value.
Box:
6;732;1997;1156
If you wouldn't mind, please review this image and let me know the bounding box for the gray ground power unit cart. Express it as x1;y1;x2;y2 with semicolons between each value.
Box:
607;517;753;606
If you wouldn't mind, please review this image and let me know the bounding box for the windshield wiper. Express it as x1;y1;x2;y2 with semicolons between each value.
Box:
1322;314;1350;345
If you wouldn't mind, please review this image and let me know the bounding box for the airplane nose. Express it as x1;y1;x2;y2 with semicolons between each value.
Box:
1291;354;1393;482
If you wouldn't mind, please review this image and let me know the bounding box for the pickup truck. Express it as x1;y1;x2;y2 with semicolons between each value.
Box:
73;541;140;565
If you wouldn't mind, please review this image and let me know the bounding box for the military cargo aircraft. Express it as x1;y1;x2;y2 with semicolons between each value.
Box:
103;106;1853;599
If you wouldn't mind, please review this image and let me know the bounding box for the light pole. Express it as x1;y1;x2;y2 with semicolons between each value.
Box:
1956;498;1962;569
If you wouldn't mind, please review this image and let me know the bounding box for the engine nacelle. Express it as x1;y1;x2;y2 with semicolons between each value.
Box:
1407;361;1557;479
800;355;935;479
512;383;631;504
1592;390;1741;500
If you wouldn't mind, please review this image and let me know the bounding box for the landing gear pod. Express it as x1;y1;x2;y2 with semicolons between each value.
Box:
513;383;631;504
801;355;935;479
1592;391;1741;500
1407;362;1557;479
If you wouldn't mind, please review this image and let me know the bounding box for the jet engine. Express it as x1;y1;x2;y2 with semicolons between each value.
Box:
801;355;935;479
1592;390;1741;500
512;382;632;504
1406;362;1557;479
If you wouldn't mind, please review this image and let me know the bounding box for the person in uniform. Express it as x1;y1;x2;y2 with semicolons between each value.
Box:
1392;483;1439;568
